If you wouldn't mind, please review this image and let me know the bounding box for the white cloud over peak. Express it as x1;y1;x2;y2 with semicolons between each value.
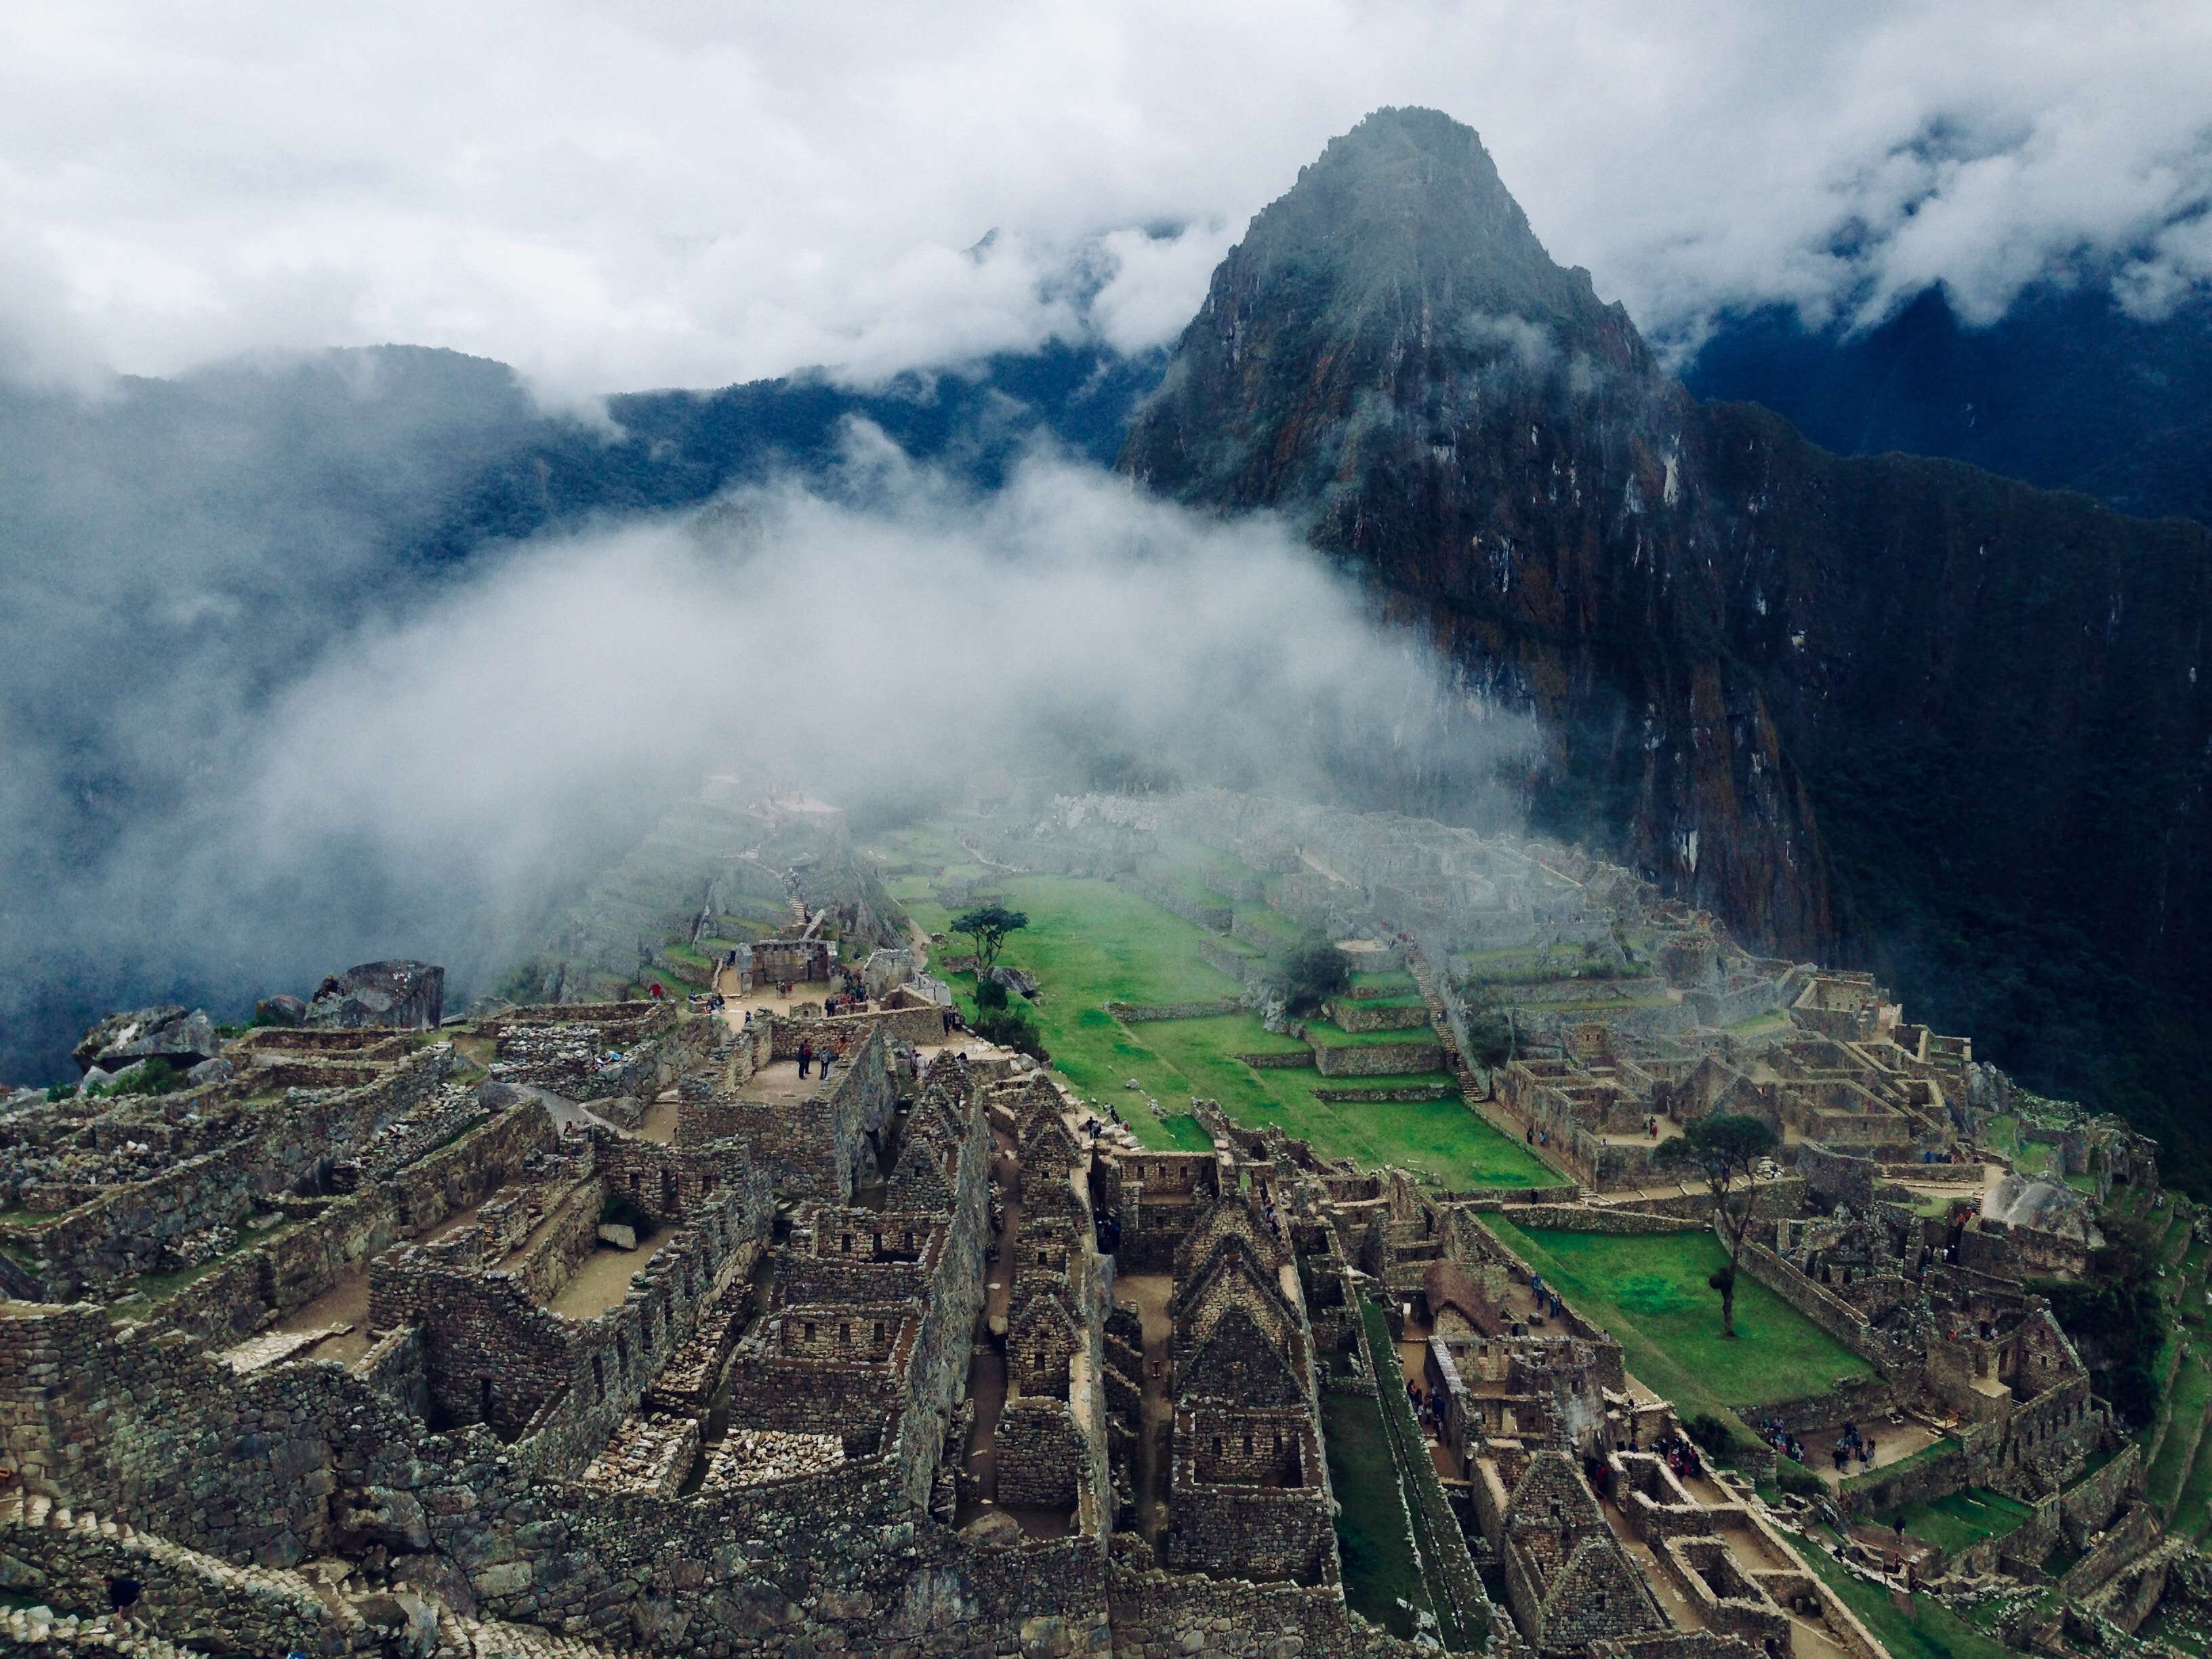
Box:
3;0;2208;396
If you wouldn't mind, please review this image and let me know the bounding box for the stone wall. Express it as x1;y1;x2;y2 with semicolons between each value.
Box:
1326;998;1434;1034
1107;999;1245;1023
1240;1049;1316;1070
996;1397;1085;1511
1836;1439;1968;1520
1734;1239;1916;1375
1105;1543;1443;1658
1500;1205;1703;1235
0;1498;353;1656
2060;1443;2142;1545
1311;1038;1443;1077
678;1025;897;1199
1311;1082;1458;1102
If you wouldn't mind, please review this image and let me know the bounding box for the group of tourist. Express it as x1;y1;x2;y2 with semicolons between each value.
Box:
1829;1421;1879;1473
1753;1416;1810;1467
1405;1377;1449;1440
1525;1269;1565;1322
794;1038;839;1080
1631;1427;1708;1483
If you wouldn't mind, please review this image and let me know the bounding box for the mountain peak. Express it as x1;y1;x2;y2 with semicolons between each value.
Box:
1118;108;1647;512
1235;106;1612;337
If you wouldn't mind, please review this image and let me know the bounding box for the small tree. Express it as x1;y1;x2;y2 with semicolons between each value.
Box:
1278;938;1349;1016
950;903;1028;984
1655;1113;1780;1339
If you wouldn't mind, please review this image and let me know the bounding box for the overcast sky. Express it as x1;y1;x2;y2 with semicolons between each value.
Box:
4;0;2208;398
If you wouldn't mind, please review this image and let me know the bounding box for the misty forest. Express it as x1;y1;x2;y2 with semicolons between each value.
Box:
3;13;2211;1659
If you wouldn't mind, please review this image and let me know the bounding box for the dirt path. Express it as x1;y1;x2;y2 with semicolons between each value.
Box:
1118;1272;1175;1547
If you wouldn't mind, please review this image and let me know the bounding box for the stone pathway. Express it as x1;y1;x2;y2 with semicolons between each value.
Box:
218;1324;352;1372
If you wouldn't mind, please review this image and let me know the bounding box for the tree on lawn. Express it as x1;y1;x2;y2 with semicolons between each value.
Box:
951;904;1028;987
1655;1113;1780;1339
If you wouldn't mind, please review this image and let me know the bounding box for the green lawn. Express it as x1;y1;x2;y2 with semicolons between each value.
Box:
1141;1017;1564;1189
877;828;1569;1185
2150;1354;2212;1516
1895;1488;2033;1554
1322;1387;1433;1639
1349;969;1419;995
1484;1221;1876;1409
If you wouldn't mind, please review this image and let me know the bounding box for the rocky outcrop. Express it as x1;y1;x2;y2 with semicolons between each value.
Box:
70;1005;218;1074
308;961;445;1029
1122;106;2212;1183
254;993;309;1027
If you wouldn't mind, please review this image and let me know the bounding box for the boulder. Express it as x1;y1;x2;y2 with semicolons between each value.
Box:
72;1005;219;1073
186;1057;234;1087
598;1223;638;1250
960;1509;1023;1548
308;960;445;1030
253;993;308;1027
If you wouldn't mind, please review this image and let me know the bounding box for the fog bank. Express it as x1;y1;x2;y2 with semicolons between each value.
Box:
0;432;1530;1081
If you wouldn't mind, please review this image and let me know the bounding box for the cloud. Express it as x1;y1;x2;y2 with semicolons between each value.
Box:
0;432;1530;1081
3;2;2207;397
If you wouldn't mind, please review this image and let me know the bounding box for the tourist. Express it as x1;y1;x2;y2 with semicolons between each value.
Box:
797;1039;813;1078
819;1045;838;1079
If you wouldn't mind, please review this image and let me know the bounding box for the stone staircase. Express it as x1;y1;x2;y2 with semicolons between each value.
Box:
0;1489;367;1654
0;1604;207;1656
436;1607;643;1659
0;1491;642;1659
1406;946;1493;1117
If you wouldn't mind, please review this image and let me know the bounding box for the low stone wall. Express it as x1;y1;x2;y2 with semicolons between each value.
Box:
1239;1050;1315;1070
1498;1204;1702;1235
1311;1082;1458;1103
1325;998;1433;1034
772;1003;946;1055
1197;939;1267;984
157;1193;398;1347
1311;1038;1442;1077
1836;1438;1967;1519
1126;878;1232;936
1598;1180;1807;1223
1107;999;1244;1023
1735;1239;1911;1374
383;1101;555;1233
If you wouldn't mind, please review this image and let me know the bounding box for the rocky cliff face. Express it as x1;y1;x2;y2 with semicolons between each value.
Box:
1122;108;2212;1174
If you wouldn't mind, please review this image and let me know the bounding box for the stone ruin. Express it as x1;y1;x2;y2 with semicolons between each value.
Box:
0;785;2193;1658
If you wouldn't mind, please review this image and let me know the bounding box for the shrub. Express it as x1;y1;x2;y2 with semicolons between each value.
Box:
1776;1458;1826;1499
1277;937;1349;1015
1464;1010;1515;1069
972;1002;1046;1061
1685;1413;1732;1460
85;1058;192;1100
975;977;1009;1010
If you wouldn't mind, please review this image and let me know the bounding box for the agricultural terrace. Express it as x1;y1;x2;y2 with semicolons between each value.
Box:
868;824;1568;1187
1483;1220;1876;1412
